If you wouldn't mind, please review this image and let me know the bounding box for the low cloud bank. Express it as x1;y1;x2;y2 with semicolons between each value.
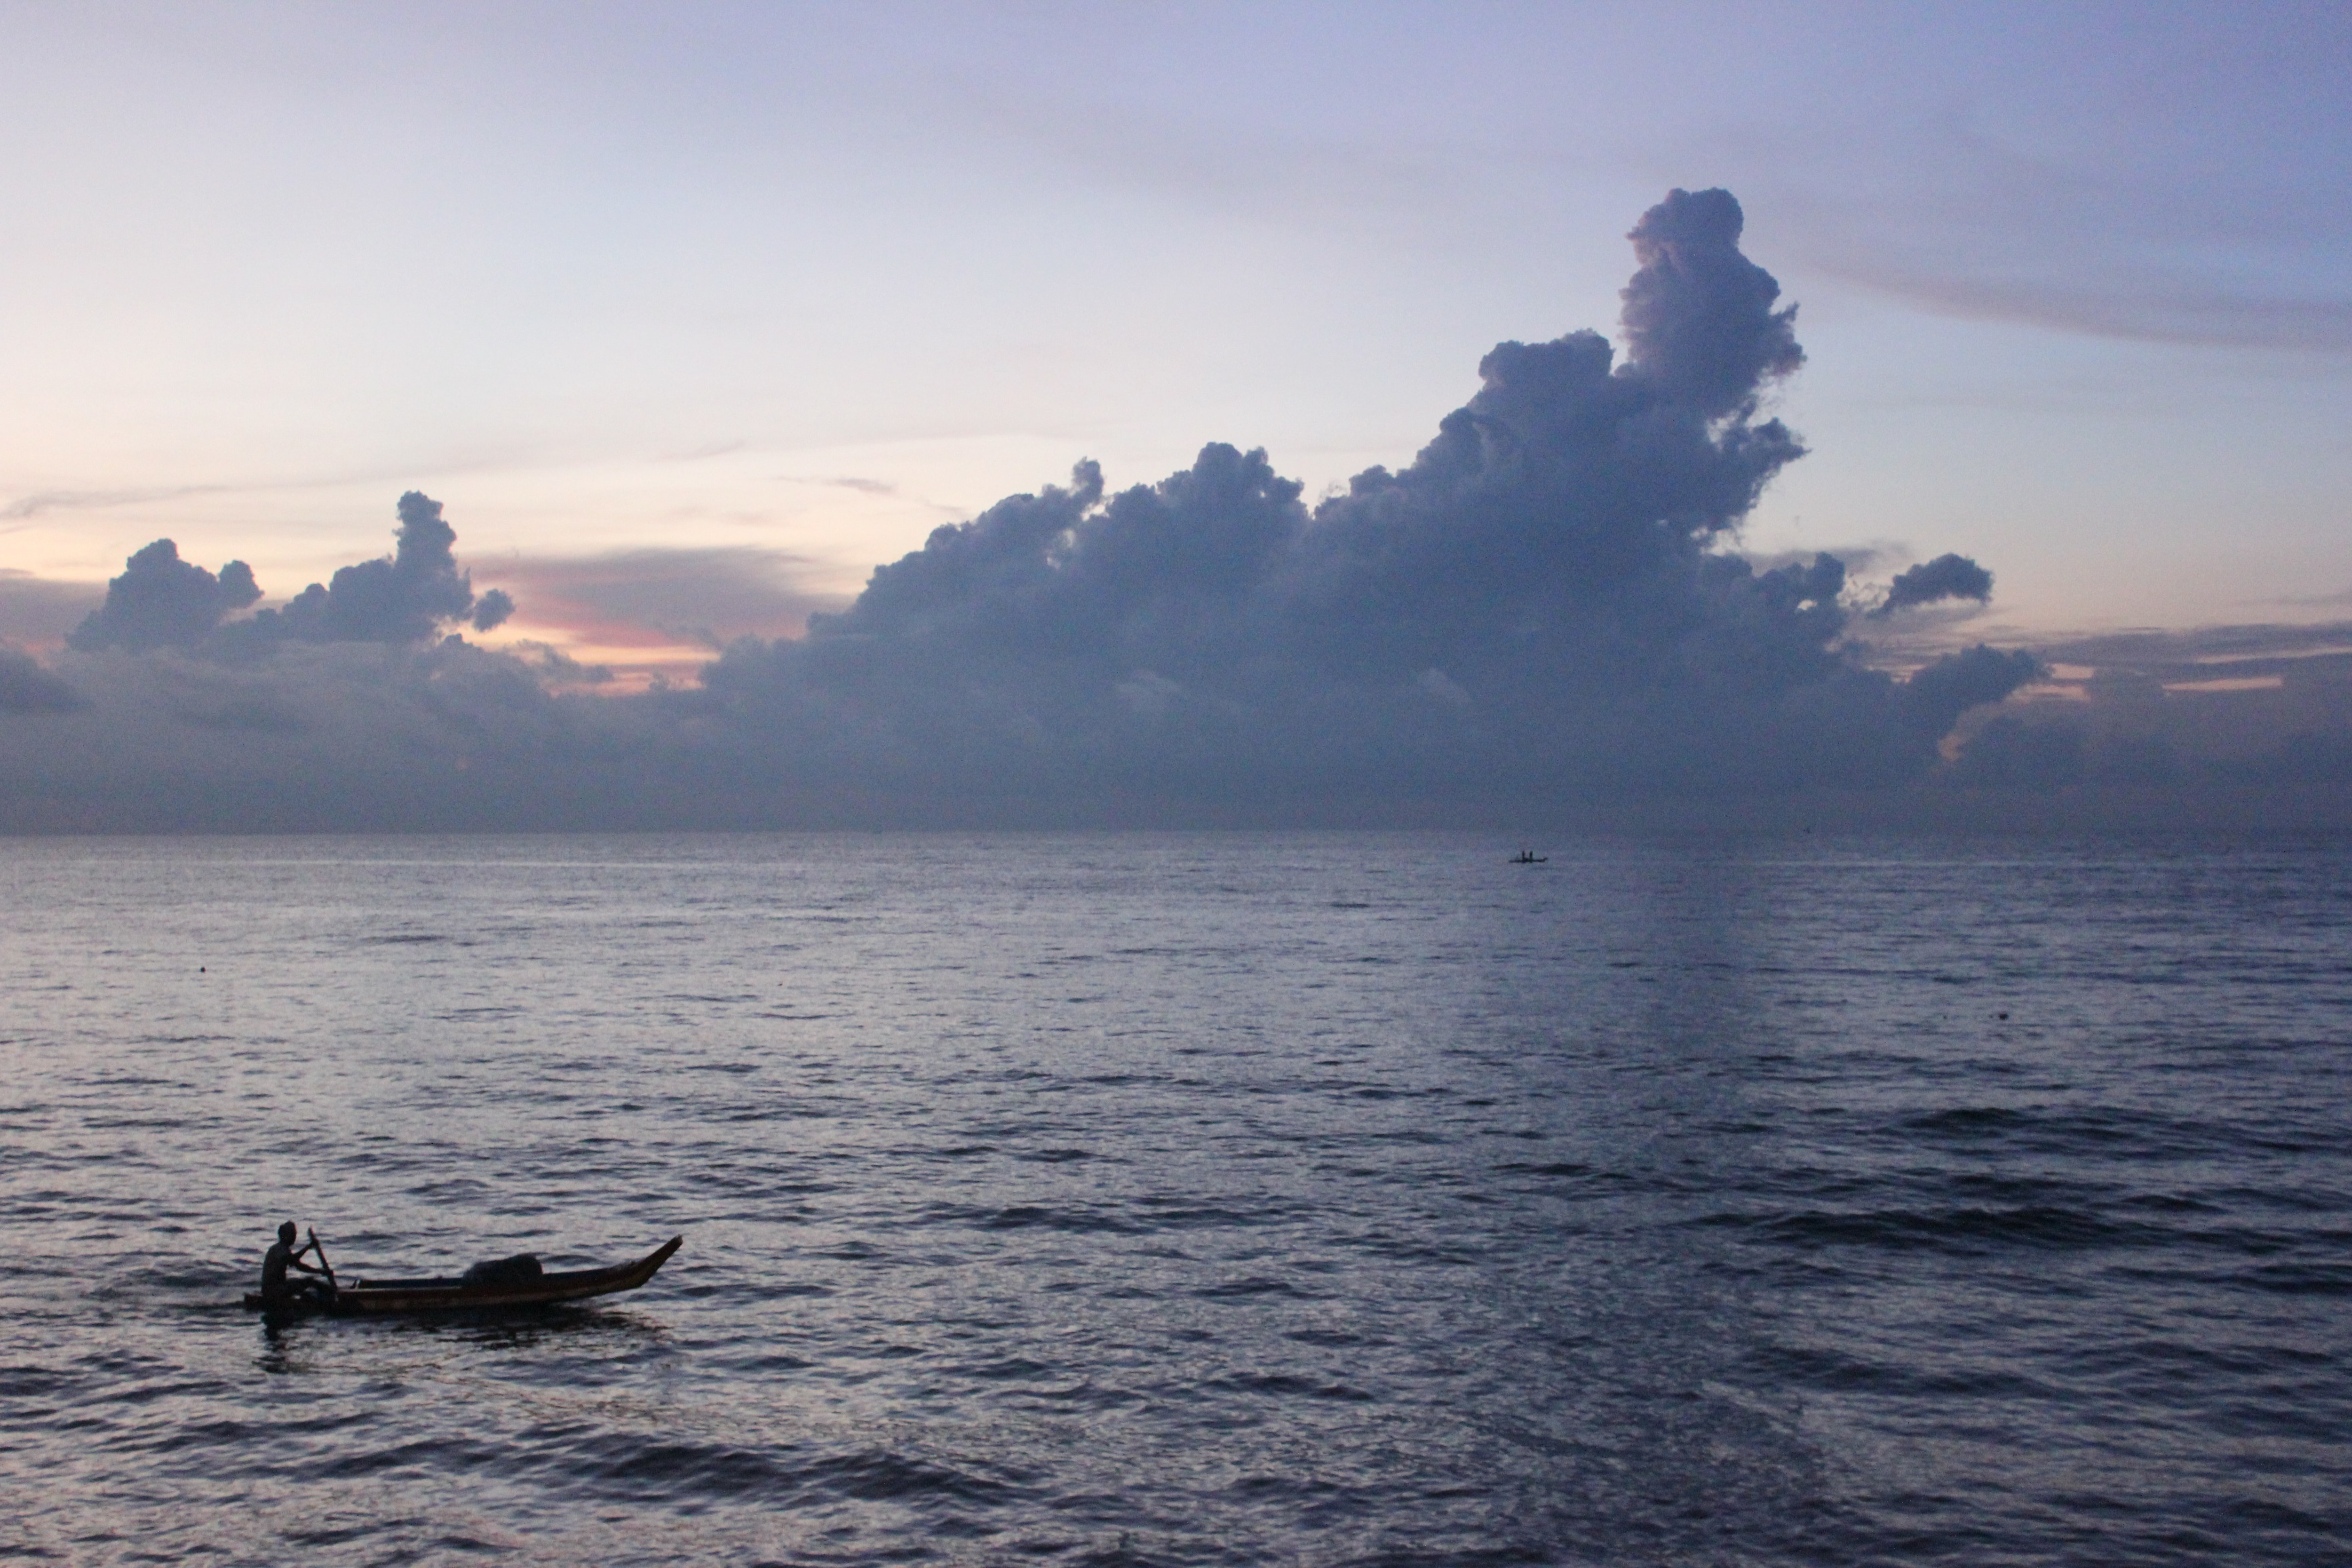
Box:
1941;622;2352;803
4;188;2335;832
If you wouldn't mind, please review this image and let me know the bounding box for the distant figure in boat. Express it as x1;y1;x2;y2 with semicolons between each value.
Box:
259;1220;335;1307
1512;850;1547;864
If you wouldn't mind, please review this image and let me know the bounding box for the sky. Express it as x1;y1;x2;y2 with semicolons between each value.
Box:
1;1;2348;830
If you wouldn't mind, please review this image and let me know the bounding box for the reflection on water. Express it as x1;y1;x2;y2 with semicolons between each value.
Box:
255;1303;671;1375
0;832;2347;1564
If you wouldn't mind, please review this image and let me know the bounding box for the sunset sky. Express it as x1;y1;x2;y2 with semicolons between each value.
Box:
7;1;2347;670
1;2;2347;830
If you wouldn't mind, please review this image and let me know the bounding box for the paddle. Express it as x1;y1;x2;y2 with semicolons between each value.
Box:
307;1227;338;1292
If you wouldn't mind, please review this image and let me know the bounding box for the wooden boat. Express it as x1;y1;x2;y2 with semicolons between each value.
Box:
242;1235;683;1315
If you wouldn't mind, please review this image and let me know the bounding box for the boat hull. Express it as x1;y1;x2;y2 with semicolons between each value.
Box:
244;1236;682;1315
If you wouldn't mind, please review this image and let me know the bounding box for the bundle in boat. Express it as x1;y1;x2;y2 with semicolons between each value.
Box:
461;1254;544;1287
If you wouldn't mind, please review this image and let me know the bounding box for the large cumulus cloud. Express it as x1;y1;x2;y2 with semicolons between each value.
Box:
1;190;2098;830
687;188;2034;812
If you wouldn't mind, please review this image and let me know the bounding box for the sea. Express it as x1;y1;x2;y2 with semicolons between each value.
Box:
0;832;2345;1566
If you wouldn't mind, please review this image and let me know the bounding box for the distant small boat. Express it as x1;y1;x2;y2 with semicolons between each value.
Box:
1510;851;1548;864
242;1236;682;1315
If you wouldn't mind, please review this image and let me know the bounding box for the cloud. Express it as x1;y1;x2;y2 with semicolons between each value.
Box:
1930;616;2352;798
470;589;516;633
65;493;504;657
0;189;2191;830
2268;584;2352;608
1744;542;1893;579
241;492;496;645
0;639;660;832
0;647;83;714
1;485;230;525
1899;645;2043;737
522;643;614;688
689;188;2033;811
1618;186;1804;416
1743;116;2352;353
66;540;262;653
477;546;845;649
1897;278;2352;354
1876;552;1994;616
0;571;104;646
2033;620;2352;680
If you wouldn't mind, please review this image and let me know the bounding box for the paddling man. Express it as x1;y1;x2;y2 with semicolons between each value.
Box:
260;1221;335;1306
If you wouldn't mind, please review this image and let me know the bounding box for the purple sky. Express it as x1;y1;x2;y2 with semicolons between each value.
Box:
1;2;2347;828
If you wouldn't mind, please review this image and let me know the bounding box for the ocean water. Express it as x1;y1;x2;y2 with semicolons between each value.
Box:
0;831;2345;1566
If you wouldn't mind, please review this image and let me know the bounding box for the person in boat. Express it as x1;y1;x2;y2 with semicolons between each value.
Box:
260;1221;335;1306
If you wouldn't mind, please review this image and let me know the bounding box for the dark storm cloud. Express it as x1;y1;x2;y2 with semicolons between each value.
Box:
0;191;2109;830
1876;552;1994;615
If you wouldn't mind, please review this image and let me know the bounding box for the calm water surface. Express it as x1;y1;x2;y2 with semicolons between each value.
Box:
0;832;2346;1564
